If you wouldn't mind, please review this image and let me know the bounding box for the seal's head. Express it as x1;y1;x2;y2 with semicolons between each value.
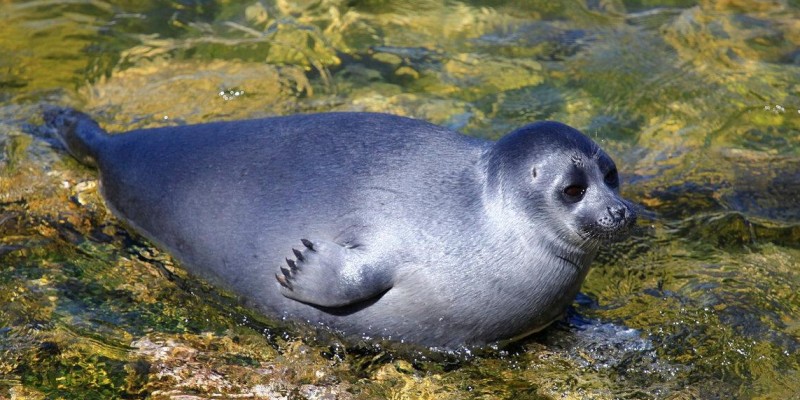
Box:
485;121;636;250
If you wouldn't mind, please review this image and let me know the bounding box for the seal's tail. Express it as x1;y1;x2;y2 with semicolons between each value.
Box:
43;107;108;167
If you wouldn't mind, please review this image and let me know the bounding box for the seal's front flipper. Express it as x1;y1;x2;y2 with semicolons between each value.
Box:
276;239;393;308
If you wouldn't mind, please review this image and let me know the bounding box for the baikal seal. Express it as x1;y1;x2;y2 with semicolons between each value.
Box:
45;108;636;348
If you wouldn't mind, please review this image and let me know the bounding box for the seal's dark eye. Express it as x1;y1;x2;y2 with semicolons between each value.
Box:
604;169;619;187
563;185;586;199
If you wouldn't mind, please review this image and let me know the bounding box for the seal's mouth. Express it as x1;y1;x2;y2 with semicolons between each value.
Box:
583;223;634;242
580;203;638;242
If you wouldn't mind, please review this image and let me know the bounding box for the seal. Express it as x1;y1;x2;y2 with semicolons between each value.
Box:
44;108;636;348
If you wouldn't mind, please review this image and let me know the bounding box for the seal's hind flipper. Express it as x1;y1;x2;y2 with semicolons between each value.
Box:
42;107;108;166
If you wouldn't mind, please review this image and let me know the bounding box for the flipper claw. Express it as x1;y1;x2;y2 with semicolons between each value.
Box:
275;273;293;290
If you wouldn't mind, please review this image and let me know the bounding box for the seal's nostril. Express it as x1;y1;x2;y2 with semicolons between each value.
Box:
607;204;626;221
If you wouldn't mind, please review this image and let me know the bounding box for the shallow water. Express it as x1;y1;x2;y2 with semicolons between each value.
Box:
1;0;799;398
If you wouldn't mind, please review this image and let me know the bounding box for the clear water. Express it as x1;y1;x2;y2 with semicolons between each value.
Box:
1;0;799;398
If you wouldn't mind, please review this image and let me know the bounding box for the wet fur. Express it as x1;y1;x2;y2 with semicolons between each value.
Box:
44;108;635;348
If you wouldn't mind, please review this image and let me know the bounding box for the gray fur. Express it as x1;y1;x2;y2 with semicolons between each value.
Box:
44;108;636;348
